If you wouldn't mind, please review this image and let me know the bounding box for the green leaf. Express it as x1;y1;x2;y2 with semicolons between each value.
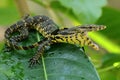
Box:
98;53;120;80
0;31;100;80
0;44;100;80
99;71;118;80
97;7;120;45
101;53;120;67
58;0;107;24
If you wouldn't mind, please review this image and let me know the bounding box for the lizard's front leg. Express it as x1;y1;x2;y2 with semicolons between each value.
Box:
28;38;52;67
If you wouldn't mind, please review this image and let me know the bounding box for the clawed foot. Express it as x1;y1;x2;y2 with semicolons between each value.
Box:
28;57;40;67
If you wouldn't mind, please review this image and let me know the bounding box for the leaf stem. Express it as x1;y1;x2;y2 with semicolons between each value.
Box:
37;33;48;80
41;53;48;80
98;64;120;73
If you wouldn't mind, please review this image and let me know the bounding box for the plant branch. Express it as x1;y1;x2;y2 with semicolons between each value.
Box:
32;0;64;26
14;0;30;17
33;0;47;8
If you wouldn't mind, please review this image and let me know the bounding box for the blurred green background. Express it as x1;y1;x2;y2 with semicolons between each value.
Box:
0;0;120;80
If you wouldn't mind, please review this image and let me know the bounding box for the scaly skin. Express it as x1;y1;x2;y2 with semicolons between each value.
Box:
4;15;59;51
52;33;99;50
5;15;59;39
57;24;106;35
4;15;106;67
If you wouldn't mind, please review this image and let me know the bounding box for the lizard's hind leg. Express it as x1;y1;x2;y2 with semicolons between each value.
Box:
9;27;29;45
4;27;29;52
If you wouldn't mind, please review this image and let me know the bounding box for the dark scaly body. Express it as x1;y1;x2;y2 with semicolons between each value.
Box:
6;24;106;51
54;24;106;50
52;33;99;50
4;15;60;67
4;15;59;51
5;15;58;39
57;24;106;35
4;15;106;67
